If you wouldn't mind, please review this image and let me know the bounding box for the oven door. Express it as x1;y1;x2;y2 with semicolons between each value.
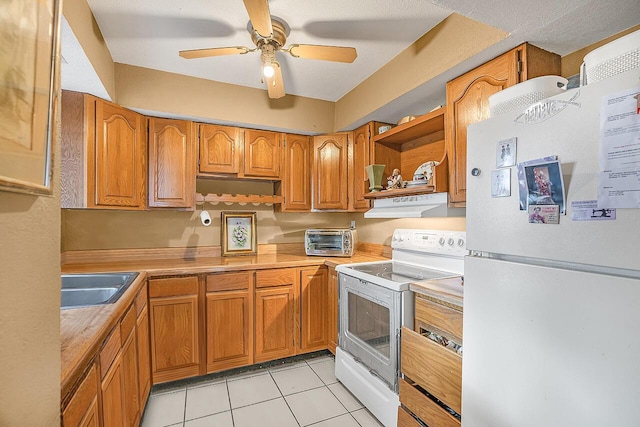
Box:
339;272;401;391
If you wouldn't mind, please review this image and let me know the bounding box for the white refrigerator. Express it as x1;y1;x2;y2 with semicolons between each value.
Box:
463;68;640;427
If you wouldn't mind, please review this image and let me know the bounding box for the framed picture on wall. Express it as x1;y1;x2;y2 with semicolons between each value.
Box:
221;212;257;256
0;0;62;195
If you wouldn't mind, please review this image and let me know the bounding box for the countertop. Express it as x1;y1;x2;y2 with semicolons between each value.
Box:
410;276;464;309
60;251;386;401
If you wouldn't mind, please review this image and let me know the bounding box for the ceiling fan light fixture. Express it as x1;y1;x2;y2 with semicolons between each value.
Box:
260;43;277;79
263;63;275;78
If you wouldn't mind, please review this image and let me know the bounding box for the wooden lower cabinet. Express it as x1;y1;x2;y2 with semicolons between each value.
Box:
149;276;201;383
399;294;464;426
299;266;328;352
397;406;422;427
121;329;140;426
62;364;99;427
136;304;151;405
101;352;125;427
206;289;253;372
399;378;460;427
327;266;338;354
255;285;296;362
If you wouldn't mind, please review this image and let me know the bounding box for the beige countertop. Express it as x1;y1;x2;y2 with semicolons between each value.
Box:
410;276;464;309
60;251;386;401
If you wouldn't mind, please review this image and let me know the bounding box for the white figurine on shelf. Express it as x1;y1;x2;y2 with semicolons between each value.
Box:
386;168;403;189
413;161;439;183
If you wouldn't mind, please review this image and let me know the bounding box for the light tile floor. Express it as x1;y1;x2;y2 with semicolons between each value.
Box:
141;354;384;427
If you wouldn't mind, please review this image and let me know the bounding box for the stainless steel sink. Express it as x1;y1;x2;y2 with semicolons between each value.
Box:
61;273;139;309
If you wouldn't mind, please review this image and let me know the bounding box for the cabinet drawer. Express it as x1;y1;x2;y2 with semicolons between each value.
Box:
401;326;462;414
100;327;122;379
415;295;463;341
149;276;198;298
135;283;147;316
120;305;136;340
399;378;460;427
255;268;296;288
397;406;421;427
206;271;252;292
62;364;98;427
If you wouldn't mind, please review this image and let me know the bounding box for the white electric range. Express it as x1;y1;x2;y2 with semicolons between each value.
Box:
335;229;466;427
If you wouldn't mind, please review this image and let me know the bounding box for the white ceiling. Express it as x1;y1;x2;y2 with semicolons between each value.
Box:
62;0;640;126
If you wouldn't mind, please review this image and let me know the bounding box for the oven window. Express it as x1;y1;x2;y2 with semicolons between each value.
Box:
307;233;341;250
347;292;390;358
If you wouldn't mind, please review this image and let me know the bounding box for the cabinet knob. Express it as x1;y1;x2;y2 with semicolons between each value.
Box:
471;168;481;177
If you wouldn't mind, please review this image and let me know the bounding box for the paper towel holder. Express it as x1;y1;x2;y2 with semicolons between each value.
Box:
200;209;212;226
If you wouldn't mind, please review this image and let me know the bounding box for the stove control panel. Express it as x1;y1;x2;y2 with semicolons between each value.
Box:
392;229;467;256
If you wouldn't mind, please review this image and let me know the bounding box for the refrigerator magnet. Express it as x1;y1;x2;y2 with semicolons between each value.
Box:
528;205;559;224
496;137;517;168
491;169;511;197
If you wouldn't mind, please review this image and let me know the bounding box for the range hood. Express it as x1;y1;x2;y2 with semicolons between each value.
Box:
364;192;465;218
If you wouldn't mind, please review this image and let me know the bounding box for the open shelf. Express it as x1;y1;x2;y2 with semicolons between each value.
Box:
372;107;445;145
364;185;436;200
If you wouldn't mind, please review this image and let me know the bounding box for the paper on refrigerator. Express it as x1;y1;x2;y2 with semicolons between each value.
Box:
598;86;640;208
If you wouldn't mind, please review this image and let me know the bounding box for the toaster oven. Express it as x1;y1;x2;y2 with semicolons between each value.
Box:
305;229;356;257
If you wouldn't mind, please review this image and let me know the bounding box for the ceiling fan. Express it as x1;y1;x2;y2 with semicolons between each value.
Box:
178;0;357;99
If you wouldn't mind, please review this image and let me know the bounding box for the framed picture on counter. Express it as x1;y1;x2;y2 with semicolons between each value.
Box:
221;212;257;256
0;0;61;195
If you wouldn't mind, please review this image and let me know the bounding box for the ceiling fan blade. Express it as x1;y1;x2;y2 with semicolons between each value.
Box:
265;62;285;99
179;46;250;59
243;0;273;38
288;44;357;63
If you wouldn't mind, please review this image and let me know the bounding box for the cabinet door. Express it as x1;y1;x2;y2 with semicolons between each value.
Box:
349;123;372;212
136;305;151;405
199;124;240;174
312;133;349;210
299;266;328;352
79;400;99;427
121;329;140;427
445;44;559;206
148;118;196;208
101;353;124;427
206;290;253;372
149;276;201;383
94;100;146;209
244;129;281;178
327;267;338;354
255;286;295;362
446;49;519;205
278;133;311;212
62;363;99;427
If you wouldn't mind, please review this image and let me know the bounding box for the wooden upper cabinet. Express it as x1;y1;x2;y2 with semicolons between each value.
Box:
61;91;147;210
445;43;560;206
243;129;281;178
349;123;373;212
94;99;147;209
277;133;311;212
312;133;349;211
198;124;241;174
148;118;196;209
